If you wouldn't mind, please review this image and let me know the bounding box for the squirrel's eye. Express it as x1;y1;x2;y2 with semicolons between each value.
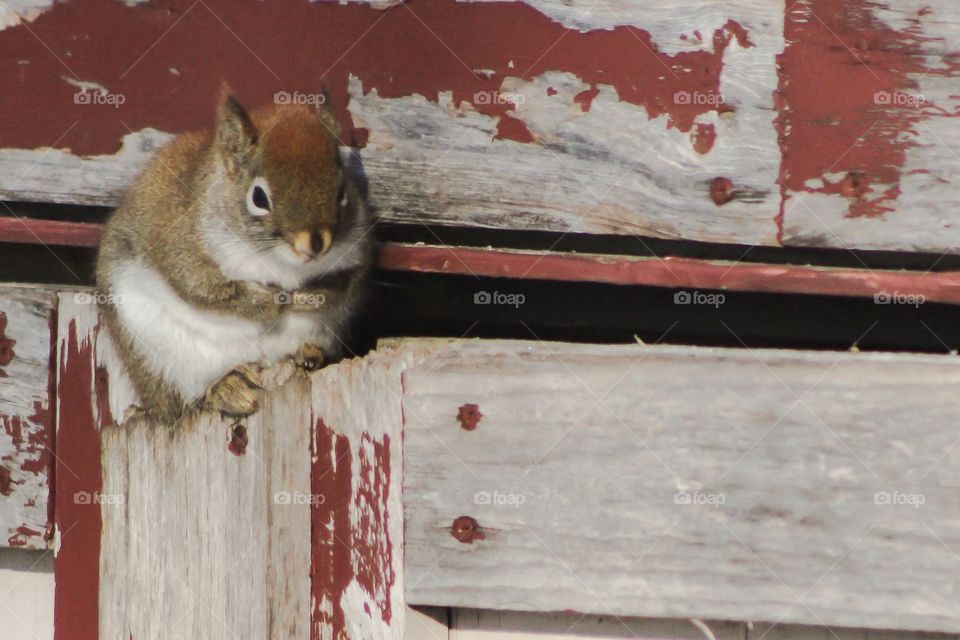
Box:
246;178;272;217
337;184;348;208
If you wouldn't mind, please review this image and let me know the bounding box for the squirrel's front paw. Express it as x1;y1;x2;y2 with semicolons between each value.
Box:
204;363;264;417
294;343;325;371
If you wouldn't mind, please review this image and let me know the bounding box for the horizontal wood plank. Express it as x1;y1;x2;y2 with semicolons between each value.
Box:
400;340;960;633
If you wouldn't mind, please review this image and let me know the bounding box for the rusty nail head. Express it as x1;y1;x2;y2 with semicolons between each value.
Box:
841;172;867;198
710;177;735;206
228;424;248;456
457;404;482;431
451;515;484;543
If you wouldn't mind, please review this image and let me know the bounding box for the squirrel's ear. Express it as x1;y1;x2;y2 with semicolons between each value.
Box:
315;88;341;142
214;91;257;173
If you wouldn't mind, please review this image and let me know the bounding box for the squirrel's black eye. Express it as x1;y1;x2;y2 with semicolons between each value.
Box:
337;184;348;208
246;178;272;217
252;186;269;210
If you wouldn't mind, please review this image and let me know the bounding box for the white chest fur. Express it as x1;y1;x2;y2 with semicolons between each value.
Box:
108;261;339;403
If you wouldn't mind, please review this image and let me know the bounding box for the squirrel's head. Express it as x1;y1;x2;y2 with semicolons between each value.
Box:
201;91;370;289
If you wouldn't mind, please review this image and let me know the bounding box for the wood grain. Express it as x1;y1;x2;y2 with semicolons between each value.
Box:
0;286;55;550
98;364;313;640
401;340;960;633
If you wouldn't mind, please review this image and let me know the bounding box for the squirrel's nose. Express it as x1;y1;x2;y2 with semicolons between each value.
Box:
289;228;333;259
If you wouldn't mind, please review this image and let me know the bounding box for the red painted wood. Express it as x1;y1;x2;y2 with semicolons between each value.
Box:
54;318;103;640
311;418;395;639
0;218;102;247
0;0;745;153
776;0;960;232
4;219;960;304
378;243;960;305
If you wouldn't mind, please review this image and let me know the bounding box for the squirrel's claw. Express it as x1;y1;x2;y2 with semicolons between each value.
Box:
205;363;264;417
293;343;325;371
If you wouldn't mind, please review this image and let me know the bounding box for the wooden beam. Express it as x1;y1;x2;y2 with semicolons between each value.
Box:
0;286;55;550
6;229;960;306
399;339;960;633
0;218;102;248
379;243;960;305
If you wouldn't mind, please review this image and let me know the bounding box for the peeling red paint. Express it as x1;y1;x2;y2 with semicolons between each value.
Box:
573;86;599;112
776;0;960;237
54;319;102;640
0;466;11;496
495;114;535;143
1;0;749;156
0;312;15;375
8;524;42;547
0;299;55;549
353;432;393;624
692;123;717;155
312;419;394;639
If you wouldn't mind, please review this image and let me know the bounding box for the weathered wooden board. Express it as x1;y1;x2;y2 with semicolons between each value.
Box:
310;340;447;640
401;340;960;633
4;1;958;254
778;1;960;254
0;0;759;247
0;548;55;640
405;607;960;639
0;286;55;550
99;366;313;640
56;296;315;640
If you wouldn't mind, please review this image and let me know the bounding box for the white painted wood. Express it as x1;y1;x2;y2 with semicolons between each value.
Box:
97;357;312;639
0;286;55;550
0;0;54;31
0;128;171;207
401;340;960;633
0;548;54;640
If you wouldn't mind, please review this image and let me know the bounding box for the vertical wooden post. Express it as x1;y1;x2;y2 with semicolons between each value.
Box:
55;296;313;639
309;341;427;640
